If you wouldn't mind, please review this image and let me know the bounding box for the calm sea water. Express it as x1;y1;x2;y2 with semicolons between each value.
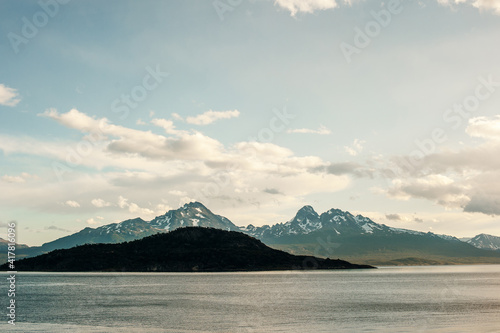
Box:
1;265;500;332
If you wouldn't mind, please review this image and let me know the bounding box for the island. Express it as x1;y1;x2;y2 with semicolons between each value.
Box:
1;227;375;272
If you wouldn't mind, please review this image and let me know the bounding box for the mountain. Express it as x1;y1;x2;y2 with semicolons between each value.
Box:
0;238;29;251
467;234;500;251
239;206;500;265
149;201;239;231
19;202;238;258
239;205;460;244
14;202;500;265
0;238;30;263
4;227;374;272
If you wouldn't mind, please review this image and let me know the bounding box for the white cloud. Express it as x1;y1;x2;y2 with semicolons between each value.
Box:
344;139;365;156
1;108;356;225
1;173;35;183
466;116;500;141
39;109;226;161
171;113;183;121
91;198;112;207
86;217;104;225
118;195;129;209
287;125;331;135
179;196;197;206
128;202;154;215
155;203;172;214
151;118;179;134
2;175;25;183
375;116;500;216
273;0;338;16
0;84;20;107
169;190;188;196
272;0;500;16
117;195;155;216
186;110;240;125
437;0;500;14
65;200;81;208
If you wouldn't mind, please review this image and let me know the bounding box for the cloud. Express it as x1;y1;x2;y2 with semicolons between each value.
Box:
45;225;71;232
1;108;357;224
316;161;374;178
169;190;188;196
117;196;155;216
273;0;338;16
86;217;102;225
271;0;500;17
371;116;500;216
464;194;500;215
466;116;500;141
171;113;183;121
65;200;81;208
1;173;37;183
39;108;226;161
186;110;240;125
386;175;471;209
386;213;402;221
2;175;26;183
437;0;500;14
287;125;331;135
344;139;365;156
179;196;197;206
91;198;112;207
151;118;179;134
263;188;284;195
0;84;20;107
155;202;172;214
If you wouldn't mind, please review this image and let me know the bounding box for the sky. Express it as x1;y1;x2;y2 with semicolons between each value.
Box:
1;0;500;246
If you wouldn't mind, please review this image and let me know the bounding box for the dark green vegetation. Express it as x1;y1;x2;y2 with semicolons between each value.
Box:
2;227;374;272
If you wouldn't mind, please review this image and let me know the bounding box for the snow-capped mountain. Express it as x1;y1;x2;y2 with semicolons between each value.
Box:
467;234;500;251
17;202;493;265
150;201;239;231
19;202;239;257
239;205;461;242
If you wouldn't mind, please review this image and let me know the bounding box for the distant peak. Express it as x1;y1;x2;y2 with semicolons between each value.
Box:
298;205;316;213
326;208;345;215
181;201;206;209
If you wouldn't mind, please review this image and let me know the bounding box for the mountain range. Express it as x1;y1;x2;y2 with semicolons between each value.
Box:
5;201;500;265
4;227;374;272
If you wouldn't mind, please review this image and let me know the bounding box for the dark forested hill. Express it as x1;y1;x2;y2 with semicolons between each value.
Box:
4;227;374;272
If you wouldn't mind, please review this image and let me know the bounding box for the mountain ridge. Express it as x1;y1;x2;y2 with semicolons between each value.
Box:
5;227;374;272
10;202;500;265
467;234;500;251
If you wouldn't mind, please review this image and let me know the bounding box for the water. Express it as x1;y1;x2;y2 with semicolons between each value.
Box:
1;265;500;332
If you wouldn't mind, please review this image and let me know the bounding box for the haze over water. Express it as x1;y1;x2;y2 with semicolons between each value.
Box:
2;265;500;332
